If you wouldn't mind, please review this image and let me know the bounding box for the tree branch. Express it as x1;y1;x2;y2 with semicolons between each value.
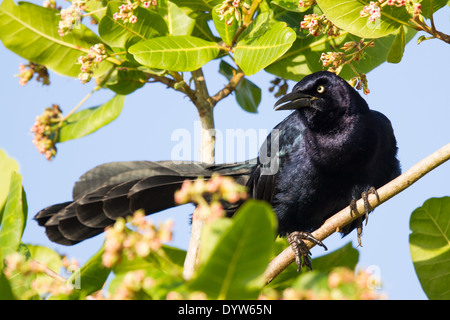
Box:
182;66;246;280
264;142;450;285
211;68;245;104
183;68;215;280
411;15;450;44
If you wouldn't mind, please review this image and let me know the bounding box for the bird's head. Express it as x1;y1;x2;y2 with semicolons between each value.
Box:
274;71;369;132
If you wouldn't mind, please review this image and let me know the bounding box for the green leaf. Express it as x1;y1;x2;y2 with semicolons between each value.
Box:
190;200;277;299
0;271;15;299
129;35;220;71
212;3;238;46
419;0;449;19
166;1;196;36
68;244;111;298
99;2;168;48
316;0;411;38
57;95;125;143
0;0;111;78
387;25;406;63
0;172;27;268
106;64;148;95
0;150;19;220
312;242;359;273
199;217;233;264
409;197;450;300
219;61;261;113
234;21;296;76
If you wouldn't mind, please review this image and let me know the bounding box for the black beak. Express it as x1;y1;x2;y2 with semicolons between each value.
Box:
274;91;314;111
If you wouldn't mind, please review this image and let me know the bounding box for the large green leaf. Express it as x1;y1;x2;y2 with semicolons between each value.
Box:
0;172;27;269
129;35;220;71
234;21;296;75
190;200;277;299
57;95;125;143
0;0;111;78
316;0;411;38
0;150;19;220
410;197;450;300
98;2;168;48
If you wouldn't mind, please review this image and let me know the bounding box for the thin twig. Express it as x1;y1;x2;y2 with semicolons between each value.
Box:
30;259;66;283
211;67;245;104
264;142;450;285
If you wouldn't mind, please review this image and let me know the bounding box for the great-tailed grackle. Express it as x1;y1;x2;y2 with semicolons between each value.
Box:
35;71;401;270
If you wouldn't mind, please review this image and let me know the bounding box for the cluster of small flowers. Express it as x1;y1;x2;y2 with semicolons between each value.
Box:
113;0;157;24
298;0;315;8
216;0;250;26
57;0;87;37
360;1;381;23
320;52;346;70
341;39;374;61
300;14;340;37
17;62;50;86
102;210;174;268
260;267;386;300
112;270;155;299
77;43;107;84
361;0;421;23
174;174;247;222
4;252;74;298
30;104;63;160
348;73;370;95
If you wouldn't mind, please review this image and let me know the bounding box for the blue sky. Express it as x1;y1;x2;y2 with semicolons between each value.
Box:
1;4;449;299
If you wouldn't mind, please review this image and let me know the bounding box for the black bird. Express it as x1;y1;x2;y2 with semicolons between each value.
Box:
35;71;401;270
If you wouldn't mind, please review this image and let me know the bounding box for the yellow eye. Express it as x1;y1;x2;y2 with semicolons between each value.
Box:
317;85;325;93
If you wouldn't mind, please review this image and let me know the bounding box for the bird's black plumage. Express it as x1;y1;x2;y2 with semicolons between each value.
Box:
36;71;401;264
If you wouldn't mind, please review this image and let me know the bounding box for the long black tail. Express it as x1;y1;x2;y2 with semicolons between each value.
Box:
35;161;256;245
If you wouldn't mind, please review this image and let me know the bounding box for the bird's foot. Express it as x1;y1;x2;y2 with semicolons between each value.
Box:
349;187;380;247
287;231;328;272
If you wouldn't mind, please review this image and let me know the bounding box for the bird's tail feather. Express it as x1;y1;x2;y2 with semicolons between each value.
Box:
35;160;254;245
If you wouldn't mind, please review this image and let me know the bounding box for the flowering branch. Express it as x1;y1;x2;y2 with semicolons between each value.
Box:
264;142;450;285
359;0;450;44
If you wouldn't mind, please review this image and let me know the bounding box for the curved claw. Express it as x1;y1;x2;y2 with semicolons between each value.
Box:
361;186;380;225
287;231;327;272
350;186;380;247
